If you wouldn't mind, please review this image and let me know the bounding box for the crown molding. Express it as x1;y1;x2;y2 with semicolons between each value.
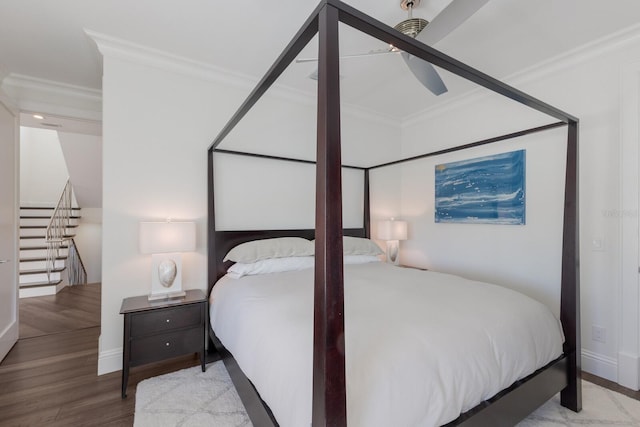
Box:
1;73;102;121
2;74;101;101
86;29;252;90
403;22;640;128
85;30;399;130
0;87;20;116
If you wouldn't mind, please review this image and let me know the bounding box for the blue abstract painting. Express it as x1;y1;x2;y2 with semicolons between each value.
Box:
435;150;526;224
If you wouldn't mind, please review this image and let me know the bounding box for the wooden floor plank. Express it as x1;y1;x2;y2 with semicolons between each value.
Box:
0;284;208;427
19;283;101;339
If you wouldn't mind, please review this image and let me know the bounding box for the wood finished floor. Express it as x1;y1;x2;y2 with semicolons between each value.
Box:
3;285;640;425
19;283;101;339
0;284;205;426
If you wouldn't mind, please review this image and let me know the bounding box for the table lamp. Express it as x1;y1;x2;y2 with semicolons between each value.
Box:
377;218;408;265
139;220;195;300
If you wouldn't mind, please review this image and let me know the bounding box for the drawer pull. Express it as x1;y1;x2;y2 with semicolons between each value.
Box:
166;342;170;346
166;319;170;323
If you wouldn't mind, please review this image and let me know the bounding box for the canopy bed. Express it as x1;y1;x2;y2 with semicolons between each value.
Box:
207;0;580;425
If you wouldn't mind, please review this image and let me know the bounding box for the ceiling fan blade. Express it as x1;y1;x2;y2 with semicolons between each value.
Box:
296;48;398;63
401;52;447;96
416;0;489;46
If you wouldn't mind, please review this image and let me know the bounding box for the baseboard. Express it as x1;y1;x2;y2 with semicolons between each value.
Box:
0;319;18;362
618;351;640;390
582;348;618;383
98;347;123;375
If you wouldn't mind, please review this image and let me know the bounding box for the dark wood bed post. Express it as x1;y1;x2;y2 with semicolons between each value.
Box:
560;119;581;411
364;169;370;238
313;3;348;426
208;149;216;295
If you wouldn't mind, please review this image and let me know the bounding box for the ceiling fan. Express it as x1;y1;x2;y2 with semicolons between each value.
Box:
296;0;489;96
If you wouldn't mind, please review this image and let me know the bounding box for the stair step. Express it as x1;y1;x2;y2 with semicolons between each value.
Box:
19;279;63;288
20;234;75;244
20;271;62;284
20;225;78;229
20;267;65;275
20;206;80;210
20;245;68;250
19;280;65;298
19;228;45;237
20;242;74;249
20;256;67;262
20;239;47;248
20;215;81;219
20;248;68;259
20;221;79;228
20;259;66;271
19;235;74;239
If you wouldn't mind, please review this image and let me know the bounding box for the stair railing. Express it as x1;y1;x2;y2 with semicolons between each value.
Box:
67;238;87;286
45;179;83;284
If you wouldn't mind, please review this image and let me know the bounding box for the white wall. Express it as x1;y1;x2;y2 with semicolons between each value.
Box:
96;38;399;374
396;129;566;315
389;29;640;384
58;132;102;208
73;207;102;284
19;127;68;205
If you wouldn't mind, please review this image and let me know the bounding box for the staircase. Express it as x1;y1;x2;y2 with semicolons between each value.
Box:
19;206;82;298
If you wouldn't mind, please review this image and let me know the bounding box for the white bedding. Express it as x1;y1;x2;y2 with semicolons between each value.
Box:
210;262;564;427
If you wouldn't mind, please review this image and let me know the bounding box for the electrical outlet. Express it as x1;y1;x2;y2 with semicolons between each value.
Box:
592;325;606;343
591;238;605;252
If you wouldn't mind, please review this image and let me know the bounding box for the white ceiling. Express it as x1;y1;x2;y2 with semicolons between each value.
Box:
1;0;640;120
19;112;102;136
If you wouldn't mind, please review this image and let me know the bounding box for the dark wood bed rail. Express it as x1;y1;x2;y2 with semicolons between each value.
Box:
207;0;581;425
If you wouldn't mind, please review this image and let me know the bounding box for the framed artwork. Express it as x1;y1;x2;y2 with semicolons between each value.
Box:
435;149;526;224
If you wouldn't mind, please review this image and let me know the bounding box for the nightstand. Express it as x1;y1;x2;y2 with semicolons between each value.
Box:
120;289;207;398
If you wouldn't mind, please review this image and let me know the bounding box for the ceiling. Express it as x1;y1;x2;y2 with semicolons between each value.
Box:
19;112;102;136
1;0;640;121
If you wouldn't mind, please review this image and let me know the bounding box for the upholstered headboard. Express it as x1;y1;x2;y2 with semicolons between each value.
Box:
208;227;367;295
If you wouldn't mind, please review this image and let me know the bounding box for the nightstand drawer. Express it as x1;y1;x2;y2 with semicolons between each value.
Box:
130;327;203;366
130;304;202;337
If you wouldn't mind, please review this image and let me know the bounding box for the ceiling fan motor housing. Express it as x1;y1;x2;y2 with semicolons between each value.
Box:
394;18;428;38
397;0;428;38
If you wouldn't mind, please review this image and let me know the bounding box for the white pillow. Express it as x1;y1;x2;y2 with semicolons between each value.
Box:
223;237;314;263
344;255;381;264
342;236;384;256
226;256;315;279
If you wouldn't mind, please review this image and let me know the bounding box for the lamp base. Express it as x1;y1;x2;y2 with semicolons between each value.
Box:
148;290;187;301
385;240;400;265
150;253;184;299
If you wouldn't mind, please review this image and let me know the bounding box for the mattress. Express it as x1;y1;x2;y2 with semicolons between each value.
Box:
209;262;564;427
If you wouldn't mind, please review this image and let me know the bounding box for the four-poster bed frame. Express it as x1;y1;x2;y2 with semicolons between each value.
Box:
207;1;581;425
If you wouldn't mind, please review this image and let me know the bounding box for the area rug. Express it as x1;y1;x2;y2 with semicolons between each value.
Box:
135;362;640;426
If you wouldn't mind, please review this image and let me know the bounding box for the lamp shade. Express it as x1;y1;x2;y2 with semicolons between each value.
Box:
139;221;196;254
377;219;408;241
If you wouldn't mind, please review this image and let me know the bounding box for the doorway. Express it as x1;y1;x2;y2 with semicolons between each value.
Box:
16;113;103;338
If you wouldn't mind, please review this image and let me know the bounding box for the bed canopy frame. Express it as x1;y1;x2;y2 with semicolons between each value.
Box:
207;1;580;425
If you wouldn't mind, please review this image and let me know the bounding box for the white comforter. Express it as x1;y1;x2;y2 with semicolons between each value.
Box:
210;262;564;427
